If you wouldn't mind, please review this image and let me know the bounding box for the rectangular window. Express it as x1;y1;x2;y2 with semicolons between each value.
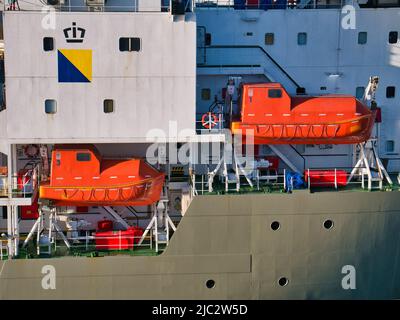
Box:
1;206;7;219
201;88;211;100
119;37;141;52
171;0;185;15
386;140;395;153
297;32;307;45
386;86;395;98
268;89;282;98
389;31;398;44
358;32;367;45
205;33;212;46
265;33;274;45
119;38;130;51
76;153;91;162
131;38;141;51
43;37;54;51
356;87;365;99
45;99;57;114
103;99;114;113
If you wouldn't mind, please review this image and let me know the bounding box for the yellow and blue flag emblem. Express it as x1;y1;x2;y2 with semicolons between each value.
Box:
58;49;92;83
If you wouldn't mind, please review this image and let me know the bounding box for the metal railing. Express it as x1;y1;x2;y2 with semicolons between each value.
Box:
190;169;287;195
3;0;195;13
0;240;8;260
195;0;353;10
0;165;40;198
3;0;358;12
196;112;226;133
305;167;388;191
190;164;393;195
27;229;160;257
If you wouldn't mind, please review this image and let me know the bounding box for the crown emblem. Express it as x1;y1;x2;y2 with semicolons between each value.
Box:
63;22;86;43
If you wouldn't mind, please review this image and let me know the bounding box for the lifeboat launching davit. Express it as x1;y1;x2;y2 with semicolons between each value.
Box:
39;145;164;206
231;83;376;144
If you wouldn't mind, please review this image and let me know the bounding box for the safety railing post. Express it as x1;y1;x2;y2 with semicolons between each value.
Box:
283;169;286;191
334;168;337;189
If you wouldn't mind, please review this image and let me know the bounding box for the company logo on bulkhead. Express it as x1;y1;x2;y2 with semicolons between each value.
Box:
58;49;92;83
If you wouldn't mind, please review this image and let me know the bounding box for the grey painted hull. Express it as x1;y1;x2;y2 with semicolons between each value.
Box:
1;190;400;299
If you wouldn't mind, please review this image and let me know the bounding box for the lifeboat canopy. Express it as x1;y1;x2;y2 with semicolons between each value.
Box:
231;83;376;144
39;145;164;206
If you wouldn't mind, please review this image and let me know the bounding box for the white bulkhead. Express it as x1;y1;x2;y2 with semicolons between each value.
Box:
2;11;196;142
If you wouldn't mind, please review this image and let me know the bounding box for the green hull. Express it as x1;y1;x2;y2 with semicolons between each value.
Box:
1;190;400;299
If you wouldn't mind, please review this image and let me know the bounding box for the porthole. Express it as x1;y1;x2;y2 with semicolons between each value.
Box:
323;219;334;230
206;279;215;289
278;277;289;287
270;221;280;231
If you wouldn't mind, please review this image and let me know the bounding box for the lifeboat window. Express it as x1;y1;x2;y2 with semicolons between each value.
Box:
386;86;395;98
388;31;398;44
358;32;367;45
386;140;395;153
76;153;91;162
356;87;365;99
297;32;307;46
265;33;274;45
268;89;282;98
44;100;57;114
43;37;54;51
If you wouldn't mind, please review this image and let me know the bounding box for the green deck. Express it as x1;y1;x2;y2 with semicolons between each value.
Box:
196;174;399;196
16;241;165;260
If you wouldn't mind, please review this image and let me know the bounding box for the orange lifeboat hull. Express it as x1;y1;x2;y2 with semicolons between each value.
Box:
39;145;165;206
39;175;164;206
232;112;376;145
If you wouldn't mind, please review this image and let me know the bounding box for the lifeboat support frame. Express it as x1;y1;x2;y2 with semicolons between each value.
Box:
348;139;392;190
22;206;71;255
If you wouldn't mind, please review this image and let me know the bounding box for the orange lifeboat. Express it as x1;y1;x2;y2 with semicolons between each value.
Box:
231;83;376;144
39;145;164;206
